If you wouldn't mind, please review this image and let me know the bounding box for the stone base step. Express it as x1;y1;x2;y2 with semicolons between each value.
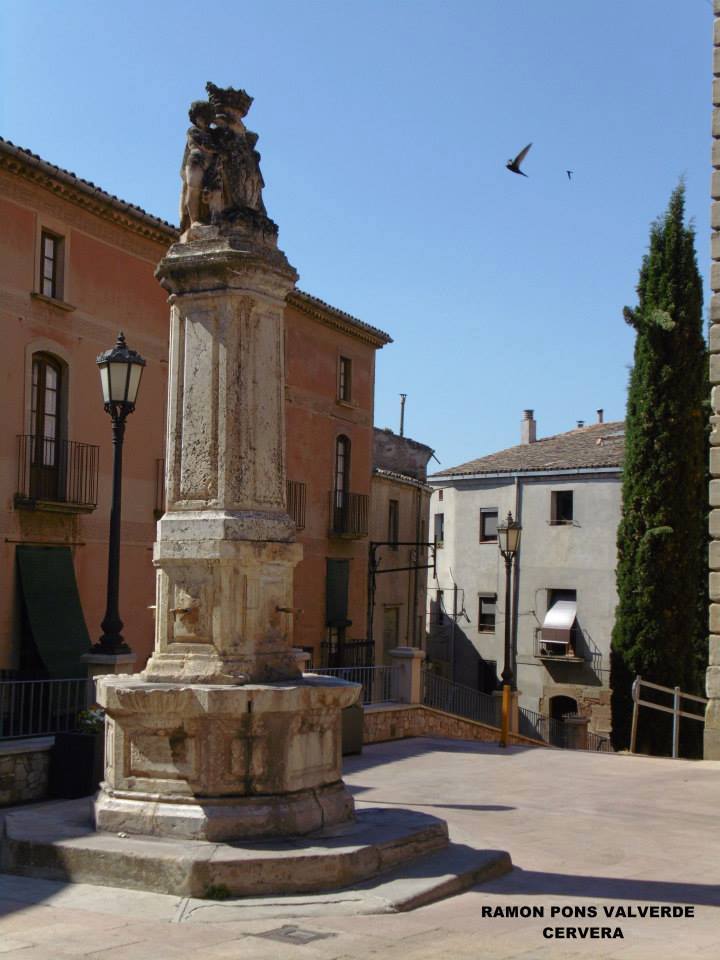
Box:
0;798;490;901
176;843;513;919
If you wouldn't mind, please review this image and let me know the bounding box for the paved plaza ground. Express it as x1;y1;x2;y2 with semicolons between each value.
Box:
1;737;718;959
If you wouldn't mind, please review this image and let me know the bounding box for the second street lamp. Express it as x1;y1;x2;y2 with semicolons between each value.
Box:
497;510;522;748
94;332;146;655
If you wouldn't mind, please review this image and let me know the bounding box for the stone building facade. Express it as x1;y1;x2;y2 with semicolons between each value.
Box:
427;411;624;737
0;137;393;677
370;429;433;661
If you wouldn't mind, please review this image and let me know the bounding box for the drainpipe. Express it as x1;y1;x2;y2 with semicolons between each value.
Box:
511;476;523;687
410;483;421;646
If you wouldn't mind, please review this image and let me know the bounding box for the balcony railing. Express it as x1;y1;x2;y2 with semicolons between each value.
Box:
287;479;306;529
329;490;369;538
16;435;99;510
320;638;375;668
533;628;585;662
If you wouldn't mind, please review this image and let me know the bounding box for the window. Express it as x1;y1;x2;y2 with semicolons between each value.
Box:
338;356;352;402
438;489;444;502
551;490;574;524
479;508;498;542
40;231;64;300
388;498;399;549
30;353;62;500
541;588;578;656
434;512;444;545
478;594;497;632
334;435;350;504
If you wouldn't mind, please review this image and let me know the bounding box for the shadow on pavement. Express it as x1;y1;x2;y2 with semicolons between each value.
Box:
348;794;515;813
480;866;720;908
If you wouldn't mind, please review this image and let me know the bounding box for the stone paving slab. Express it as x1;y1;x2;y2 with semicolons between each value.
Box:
0;738;719;959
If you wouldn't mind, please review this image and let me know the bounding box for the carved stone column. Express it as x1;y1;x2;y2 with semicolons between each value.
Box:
143;238;302;685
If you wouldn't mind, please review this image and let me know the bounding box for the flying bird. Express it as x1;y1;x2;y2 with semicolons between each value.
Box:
566;170;573;180
506;142;532;177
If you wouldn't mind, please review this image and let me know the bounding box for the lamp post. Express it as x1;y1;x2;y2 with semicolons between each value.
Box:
497;510;521;748
94;332;146;654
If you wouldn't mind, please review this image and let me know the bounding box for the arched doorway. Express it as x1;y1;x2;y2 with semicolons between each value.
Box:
550;694;578;720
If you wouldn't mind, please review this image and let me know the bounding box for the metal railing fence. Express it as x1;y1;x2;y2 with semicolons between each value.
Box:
518;705;569;747
422;669;501;727
310;665;399;704
0;677;95;740
587;730;613;752
630;675;707;758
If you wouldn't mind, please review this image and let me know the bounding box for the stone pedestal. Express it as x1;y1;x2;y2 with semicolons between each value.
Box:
81;652;137;679
95;674;359;840
144;234;303;687
389;646;426;703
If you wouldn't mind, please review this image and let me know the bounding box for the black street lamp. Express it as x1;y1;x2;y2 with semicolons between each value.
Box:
497;510;522;748
93;332;146;654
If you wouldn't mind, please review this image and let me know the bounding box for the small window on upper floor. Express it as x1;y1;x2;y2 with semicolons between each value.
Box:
438;489;443;501
479;508;498;542
551;490;574;525
434;512;444;546
40;231;64;300
478;593;497;632
388;498;399;549
338;356;352;402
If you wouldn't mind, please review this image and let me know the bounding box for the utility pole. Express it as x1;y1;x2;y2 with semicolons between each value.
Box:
399;393;407;437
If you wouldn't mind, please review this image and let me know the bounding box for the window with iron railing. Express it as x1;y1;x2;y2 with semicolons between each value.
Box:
287;479;306;529
329;490;369;538
15;435;99;510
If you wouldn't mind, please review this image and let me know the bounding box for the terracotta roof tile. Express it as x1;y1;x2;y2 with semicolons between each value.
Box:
434;421;625;477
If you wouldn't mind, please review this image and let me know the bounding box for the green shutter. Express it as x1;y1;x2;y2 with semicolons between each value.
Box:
326;559;350;627
16;546;90;678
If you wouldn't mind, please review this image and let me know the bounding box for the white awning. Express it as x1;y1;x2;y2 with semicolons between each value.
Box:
542;600;577;645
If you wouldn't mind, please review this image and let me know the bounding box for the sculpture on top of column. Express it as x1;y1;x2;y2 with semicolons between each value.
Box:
179;82;274;240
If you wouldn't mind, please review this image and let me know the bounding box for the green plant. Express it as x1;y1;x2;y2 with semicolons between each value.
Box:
76;705;105;734
611;183;707;756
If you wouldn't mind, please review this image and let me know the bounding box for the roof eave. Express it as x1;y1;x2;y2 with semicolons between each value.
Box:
288;290;392;347
0;138;178;245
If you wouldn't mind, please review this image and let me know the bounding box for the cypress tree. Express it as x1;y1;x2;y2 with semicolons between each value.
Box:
610;184;706;756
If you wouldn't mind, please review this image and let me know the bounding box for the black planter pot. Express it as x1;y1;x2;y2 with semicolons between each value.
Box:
49;730;104;799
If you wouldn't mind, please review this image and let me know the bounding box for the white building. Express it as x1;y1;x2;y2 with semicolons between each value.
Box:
427;411;624;736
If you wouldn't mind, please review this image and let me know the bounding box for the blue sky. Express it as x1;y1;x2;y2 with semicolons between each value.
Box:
1;0;713;468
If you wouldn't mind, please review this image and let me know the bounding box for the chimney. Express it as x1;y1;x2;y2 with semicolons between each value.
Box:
521;409;536;444
596;408;604;424
577;420;585;429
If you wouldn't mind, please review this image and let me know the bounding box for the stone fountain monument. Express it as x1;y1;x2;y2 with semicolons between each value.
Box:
93;83;358;842
0;86;511;903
